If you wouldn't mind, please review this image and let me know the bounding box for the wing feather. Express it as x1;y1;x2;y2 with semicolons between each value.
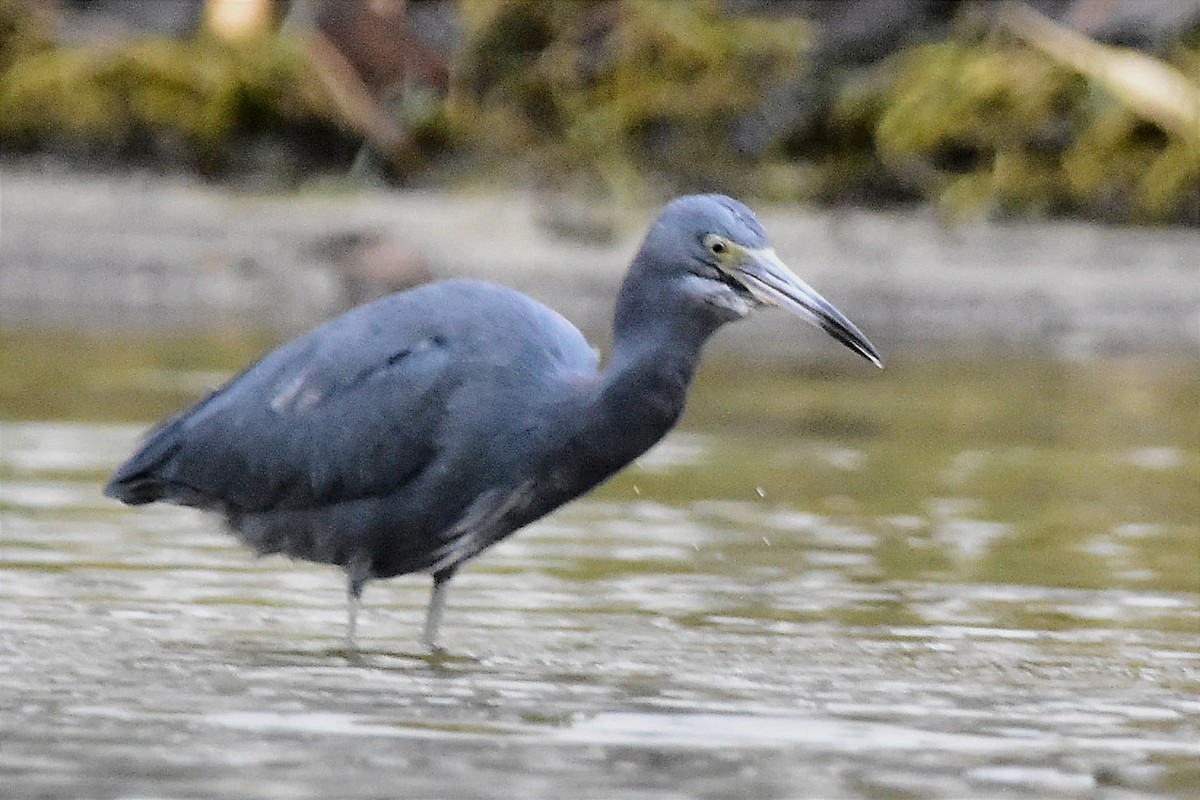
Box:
106;294;455;512
105;280;599;525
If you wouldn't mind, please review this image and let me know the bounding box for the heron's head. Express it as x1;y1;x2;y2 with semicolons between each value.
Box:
638;194;882;367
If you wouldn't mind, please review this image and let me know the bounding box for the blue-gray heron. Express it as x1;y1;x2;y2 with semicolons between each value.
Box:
106;195;881;648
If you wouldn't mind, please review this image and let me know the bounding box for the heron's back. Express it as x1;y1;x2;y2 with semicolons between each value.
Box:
105;280;600;574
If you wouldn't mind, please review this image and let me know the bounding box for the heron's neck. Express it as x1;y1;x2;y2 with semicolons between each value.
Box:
587;273;717;463
537;269;720;502
601;336;698;442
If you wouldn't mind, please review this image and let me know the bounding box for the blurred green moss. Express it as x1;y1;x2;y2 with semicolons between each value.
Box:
456;2;1197;223
0;27;353;175
0;0;52;74
1;0;1196;223
456;0;810;200
833;38;1200;223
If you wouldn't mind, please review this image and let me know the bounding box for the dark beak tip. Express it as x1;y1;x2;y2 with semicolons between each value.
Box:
820;322;883;370
858;348;884;369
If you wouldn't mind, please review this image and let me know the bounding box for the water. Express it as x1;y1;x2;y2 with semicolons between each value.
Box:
1;338;1198;799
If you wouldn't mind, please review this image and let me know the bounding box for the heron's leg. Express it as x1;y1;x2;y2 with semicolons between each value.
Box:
345;556;370;650
422;567;457;649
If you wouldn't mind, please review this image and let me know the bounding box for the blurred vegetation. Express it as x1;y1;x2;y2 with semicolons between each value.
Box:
0;0;52;73
852;39;1200;223
454;0;810;202
0;0;1197;223
454;1;1199;223
0;0;355;175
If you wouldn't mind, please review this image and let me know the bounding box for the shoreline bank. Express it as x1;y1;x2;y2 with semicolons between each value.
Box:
2;167;1197;361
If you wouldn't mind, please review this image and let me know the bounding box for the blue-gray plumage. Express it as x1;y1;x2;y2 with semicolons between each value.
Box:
105;195;881;648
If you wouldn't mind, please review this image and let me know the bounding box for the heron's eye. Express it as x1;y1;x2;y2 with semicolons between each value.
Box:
702;234;732;261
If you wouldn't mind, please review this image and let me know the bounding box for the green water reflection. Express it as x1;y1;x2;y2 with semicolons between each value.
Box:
3;328;1198;602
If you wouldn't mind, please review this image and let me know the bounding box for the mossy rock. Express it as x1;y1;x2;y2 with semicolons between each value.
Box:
456;0;810;199
0;32;351;175
852;39;1200;223
457;1;1198;224
3;0;1195;222
0;0;53;74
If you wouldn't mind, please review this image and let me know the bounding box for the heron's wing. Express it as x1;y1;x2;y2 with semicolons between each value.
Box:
106;298;457;512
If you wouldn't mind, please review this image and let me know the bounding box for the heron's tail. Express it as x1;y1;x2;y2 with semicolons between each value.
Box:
104;475;164;505
103;413;190;506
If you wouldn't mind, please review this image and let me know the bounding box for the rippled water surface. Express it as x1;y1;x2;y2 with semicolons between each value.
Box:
1;339;1198;799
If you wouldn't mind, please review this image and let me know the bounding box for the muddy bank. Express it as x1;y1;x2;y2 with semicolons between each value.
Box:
1;166;1197;360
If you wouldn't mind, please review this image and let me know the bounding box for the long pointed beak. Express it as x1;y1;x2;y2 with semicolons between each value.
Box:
735;247;883;368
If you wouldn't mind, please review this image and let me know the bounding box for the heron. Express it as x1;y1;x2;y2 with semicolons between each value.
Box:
105;195;881;649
